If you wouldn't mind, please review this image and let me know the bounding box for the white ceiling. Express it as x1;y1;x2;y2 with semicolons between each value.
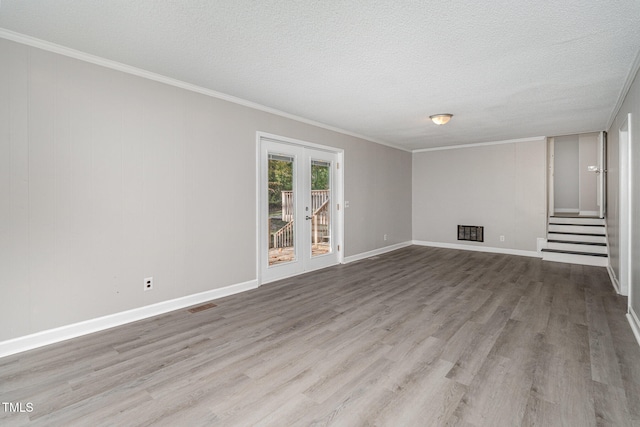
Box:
1;1;639;150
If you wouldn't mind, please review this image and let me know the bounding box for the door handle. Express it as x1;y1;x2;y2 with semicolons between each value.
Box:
305;216;313;220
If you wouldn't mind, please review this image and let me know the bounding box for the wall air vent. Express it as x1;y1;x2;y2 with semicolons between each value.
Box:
458;225;484;242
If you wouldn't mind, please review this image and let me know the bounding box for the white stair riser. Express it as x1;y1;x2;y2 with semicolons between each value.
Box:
545;217;609;267
542;252;608;267
549;217;604;225
547;242;608;254
548;224;605;234
547;233;606;243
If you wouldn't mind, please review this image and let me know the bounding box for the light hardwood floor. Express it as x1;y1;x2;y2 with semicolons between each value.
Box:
1;246;639;426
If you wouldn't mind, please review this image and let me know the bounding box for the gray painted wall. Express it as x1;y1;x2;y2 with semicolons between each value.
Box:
607;128;620;280
412;139;546;252
607;65;640;317
578;132;599;214
0;39;412;341
553;135;579;211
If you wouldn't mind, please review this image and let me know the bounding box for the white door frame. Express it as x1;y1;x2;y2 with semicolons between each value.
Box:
547;137;555;218
256;132;344;285
619;114;632;297
598;131;607;218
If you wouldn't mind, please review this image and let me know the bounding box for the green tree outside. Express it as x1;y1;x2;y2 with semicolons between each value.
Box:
269;160;330;210
268;159;293;210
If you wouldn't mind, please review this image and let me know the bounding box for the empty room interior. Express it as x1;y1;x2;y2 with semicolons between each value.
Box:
1;1;640;426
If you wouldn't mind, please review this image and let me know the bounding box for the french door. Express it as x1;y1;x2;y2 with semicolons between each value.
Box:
259;136;342;283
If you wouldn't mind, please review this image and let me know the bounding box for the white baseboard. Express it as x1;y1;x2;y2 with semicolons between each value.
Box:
412;240;541;258
537;237;547;254
627;307;640;348
542;251;609;267
580;210;599;216
607;264;621;294
602;222;621;294
0;279;258;359
343;241;412;264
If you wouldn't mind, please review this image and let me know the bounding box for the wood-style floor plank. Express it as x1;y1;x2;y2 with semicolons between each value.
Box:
1;246;639;426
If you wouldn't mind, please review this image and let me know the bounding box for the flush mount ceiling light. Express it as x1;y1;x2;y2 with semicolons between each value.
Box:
429;114;453;125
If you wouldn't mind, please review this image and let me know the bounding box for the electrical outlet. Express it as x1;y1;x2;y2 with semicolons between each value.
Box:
384;234;388;241
500;235;505;242
144;277;153;291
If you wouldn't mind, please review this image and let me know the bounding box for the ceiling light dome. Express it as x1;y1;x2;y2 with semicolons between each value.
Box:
429;114;453;125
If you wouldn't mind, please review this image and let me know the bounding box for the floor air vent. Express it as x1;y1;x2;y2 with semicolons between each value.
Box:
458;225;484;242
188;302;217;313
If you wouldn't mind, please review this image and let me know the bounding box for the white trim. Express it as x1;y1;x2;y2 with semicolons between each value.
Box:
619;114;632;296
603;220;620;294
255;135;262;287
412;240;541;258
0;28;410;154
627;114;634;308
412;136;546;153
0;279;258;359
542;251;609;267
607;265;621;294
627;307;640;349
598;131;606;218
554;208;580;213
260;261;340;285
343;242;413;264
547;137;554;219
545;130;607;140
579;210;599;216
256;132;345;285
607;48;640;130
258;132;345;154
537;237;547;255
338;156;346;263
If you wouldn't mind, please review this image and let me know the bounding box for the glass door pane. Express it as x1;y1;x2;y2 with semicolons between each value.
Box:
261;138;340;284
268;153;295;265
310;159;331;258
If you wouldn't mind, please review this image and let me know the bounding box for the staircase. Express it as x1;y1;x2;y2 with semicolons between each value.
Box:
541;216;608;267
272;196;331;249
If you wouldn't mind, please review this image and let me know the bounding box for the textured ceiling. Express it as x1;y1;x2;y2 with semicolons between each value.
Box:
1;0;639;150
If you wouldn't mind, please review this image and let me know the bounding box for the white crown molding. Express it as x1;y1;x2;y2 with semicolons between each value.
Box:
412;136;546;153
0;28;411;153
607;47;640;130
343;241;412;264
412;240;541;258
0;279;258;359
